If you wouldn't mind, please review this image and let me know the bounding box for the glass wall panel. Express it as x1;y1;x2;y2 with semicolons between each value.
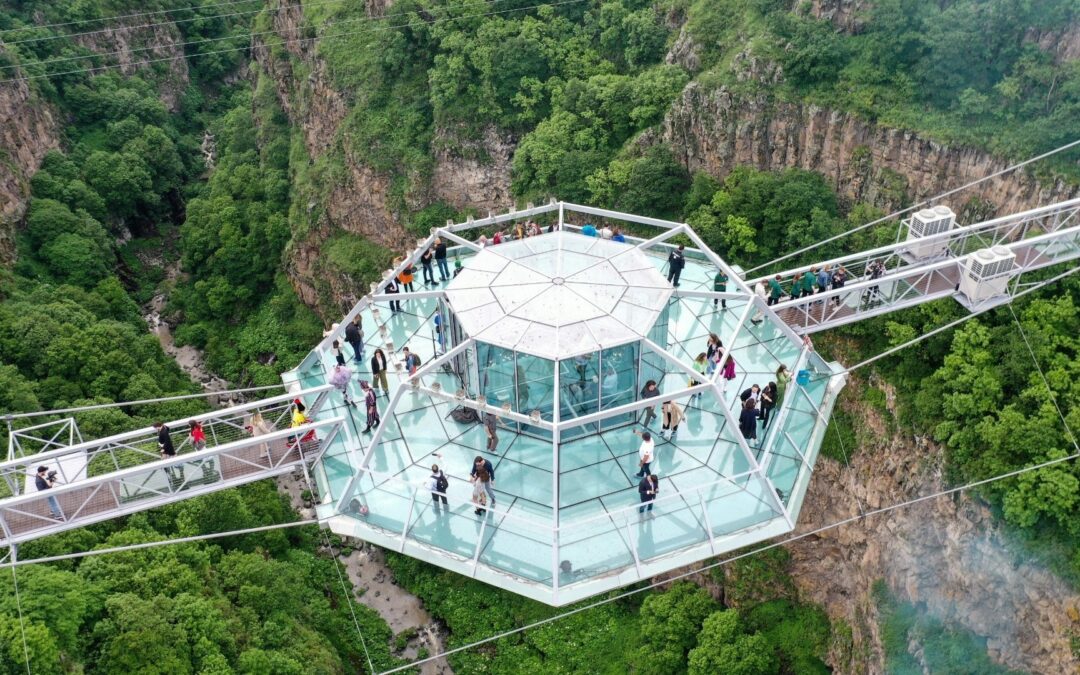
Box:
477;342;516;406
599;342;639;430
516;353;555;438
559;353;599;440
640;300;670;392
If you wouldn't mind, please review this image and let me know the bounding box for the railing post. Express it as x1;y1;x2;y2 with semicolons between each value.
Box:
698;492;716;554
399;487;417;553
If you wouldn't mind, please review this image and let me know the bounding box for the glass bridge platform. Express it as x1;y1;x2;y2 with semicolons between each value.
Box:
284;203;846;606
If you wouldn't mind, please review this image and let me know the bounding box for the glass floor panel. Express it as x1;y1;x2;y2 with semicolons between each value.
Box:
296;238;846;604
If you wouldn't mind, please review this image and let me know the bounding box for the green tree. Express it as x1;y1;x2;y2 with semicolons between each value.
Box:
688;611;777;675
632;582;719;674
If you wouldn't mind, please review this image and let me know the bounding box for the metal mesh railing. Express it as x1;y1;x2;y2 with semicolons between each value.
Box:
0;387;334;500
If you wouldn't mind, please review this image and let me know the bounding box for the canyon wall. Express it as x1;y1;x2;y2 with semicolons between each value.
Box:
253;0;513;316
0;51;59;265
0;18;193;265
660;83;1080;219
786;376;1080;674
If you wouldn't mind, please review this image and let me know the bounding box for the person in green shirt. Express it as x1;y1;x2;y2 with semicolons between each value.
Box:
801;268;817;299
768;275;784;305
713;270;729;309
776;365;791;405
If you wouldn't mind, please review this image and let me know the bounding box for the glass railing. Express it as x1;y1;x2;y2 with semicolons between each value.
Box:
336;463;790;596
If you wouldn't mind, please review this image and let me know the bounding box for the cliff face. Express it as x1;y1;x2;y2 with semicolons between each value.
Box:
808;0;871;33
253;0;513;316
73;20;190;111
786;377;1080;674
0;54;60;264
660;83;1080;217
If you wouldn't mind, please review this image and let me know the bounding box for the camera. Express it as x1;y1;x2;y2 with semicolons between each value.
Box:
47;470;57;481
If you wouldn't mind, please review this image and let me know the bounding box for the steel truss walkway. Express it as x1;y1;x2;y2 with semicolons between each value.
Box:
0;386;355;547
753;197;1080;333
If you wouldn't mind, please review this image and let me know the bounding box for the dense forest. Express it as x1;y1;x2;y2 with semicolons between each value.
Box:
0;0;1078;672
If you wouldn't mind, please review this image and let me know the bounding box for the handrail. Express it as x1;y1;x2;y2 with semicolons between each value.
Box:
0;385;333;473
749;197;1080;285
0;417;346;508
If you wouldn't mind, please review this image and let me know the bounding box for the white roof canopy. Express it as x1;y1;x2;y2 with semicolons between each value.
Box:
445;232;673;359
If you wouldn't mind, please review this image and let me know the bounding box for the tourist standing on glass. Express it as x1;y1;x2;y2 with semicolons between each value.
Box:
633;429;654;477
483;411;506;452
360;381;380;433
385;276;402;314
667;245;685;286
471;455;496;507
420;247;435;285
760;382;777;428
713;269;728;309
370;348;389;397
331;339;346;367
661;400;684;441
397;257;415;292
472;467;491;516
639;379;660;426
776;365;791;406
739;398;759;445
345;315;364;362
705;334;722;375
638;474;659;514
434;238;450;281
428;463;449;513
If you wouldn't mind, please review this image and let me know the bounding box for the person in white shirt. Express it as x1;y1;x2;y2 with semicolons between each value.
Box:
632;429;654;478
599;224;613;239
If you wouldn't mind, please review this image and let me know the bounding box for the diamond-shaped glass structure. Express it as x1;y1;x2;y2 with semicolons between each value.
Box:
284;202;846;606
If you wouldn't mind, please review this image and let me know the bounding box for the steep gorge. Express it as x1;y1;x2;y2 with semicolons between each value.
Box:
786;376;1080;674
0;17;193;264
0;57;58;263
658;83;1080;219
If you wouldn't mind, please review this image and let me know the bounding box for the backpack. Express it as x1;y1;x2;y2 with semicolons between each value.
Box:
435;472;449;493
450;406;480;424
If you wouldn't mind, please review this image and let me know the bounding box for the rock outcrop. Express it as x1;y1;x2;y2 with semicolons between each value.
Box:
808;0;871;33
660;83;1080;216
73;20;190;111
786;376;1080;674
0;50;60;264
431;126;516;211
253;0;514;315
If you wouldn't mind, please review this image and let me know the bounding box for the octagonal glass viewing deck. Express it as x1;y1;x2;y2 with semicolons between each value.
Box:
284;202;846;606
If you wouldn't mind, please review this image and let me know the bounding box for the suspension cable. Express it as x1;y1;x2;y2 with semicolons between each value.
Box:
2;383;286;421
1;0;510;48
0;519;317;568
744;137;1080;276
382;442;1080;673
0;0;590;84
0;0;495;71
320;527;377;674
0;0;261;36
9;562;31;675
1006;303;1080;452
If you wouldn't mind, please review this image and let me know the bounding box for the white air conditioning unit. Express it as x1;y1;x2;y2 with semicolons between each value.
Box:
904;205;956;259
959;245;1016;303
